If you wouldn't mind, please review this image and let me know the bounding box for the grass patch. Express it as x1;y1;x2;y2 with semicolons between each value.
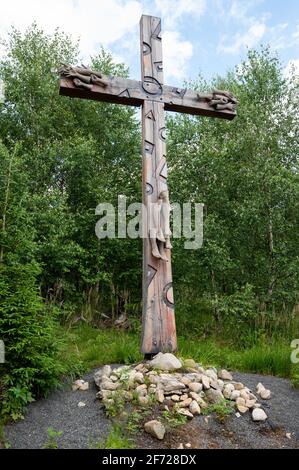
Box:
58;324;142;372
89;424;134;449
202;399;235;422
42;427;63;449
57;324;296;382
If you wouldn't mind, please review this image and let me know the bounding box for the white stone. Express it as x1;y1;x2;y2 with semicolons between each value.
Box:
135;363;144;371
223;383;235;399
134;372;144;384
237;404;249;413
149;353;182;371
188;382;202;393
148;374;159;384
252;408;267;421
155;390;164;403
218;369;233;381
77;401;86;407
178;398;192;407
171;394;180;402
181;376;191;385
240;390;250;401
205;389;224;403
163;380;185;392
256;382;266;393
217;379;224;390
260;389;271;400
180;394;188;401
189;392;201;402
94;365;112;388
202;376;210;390
177;443;184;449
236;397;246;406
245;399;256;409
230;390;240;400
144;420;165;440
189;400;201;415
100;380;119;391
210;380;223;390
177;408;193;419
234;382;244;390
72;379;89;391
205;369;218;381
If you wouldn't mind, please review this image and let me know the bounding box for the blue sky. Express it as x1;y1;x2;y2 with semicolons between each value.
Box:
1;1;298;85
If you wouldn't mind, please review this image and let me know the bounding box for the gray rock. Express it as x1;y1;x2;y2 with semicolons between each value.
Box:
72;380;89;391
218;369;233;381
155;390;165;403
134;372;144;384
100;380;119;391
144;420;165;440
177;408;193;419
205;369;218;381
202;376;210;390
178;398;192;407
149;353;182;371
205;388;224;403
189;400;201;415
252;408;268;421
94;365;112;388
260;389;271;400
163;380;186;392
223;383;235;399
230;390;240;400
188;382;202;393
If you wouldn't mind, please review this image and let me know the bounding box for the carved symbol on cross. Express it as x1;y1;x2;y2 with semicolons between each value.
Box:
59;15;237;356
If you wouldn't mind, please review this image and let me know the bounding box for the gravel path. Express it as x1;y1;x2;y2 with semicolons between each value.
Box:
4;369;299;449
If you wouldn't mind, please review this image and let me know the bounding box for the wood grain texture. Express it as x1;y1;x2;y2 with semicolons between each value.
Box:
60;77;237;120
140;15;177;354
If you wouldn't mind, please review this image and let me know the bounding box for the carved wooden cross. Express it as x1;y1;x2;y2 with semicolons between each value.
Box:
59;15;237;357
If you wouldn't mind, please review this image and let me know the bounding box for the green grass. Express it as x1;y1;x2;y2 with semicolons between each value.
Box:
58;324;298;383
89;424;134;449
58;324;142;373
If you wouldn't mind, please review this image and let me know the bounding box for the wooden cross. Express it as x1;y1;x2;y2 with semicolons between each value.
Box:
59;15;237;357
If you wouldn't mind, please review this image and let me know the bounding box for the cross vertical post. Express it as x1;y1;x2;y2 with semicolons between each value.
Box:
140;16;176;356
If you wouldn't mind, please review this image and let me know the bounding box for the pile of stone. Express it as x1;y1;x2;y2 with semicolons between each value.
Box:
91;353;271;434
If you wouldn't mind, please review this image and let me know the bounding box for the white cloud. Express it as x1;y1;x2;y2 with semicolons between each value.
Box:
154;0;206;29
293;24;299;41
162;30;193;80
0;0;142;59
218;20;267;54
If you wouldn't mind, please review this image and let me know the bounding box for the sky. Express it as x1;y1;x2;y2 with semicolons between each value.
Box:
0;0;299;85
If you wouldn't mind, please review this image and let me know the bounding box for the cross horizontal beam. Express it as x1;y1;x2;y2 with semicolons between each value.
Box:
59;70;237;120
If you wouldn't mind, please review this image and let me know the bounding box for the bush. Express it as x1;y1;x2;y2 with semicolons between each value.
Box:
0;262;67;420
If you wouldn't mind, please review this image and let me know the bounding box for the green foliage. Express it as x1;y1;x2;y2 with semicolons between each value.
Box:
202;400;234;422
161;408;188;429
90;424;134;449
43;427;63;449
